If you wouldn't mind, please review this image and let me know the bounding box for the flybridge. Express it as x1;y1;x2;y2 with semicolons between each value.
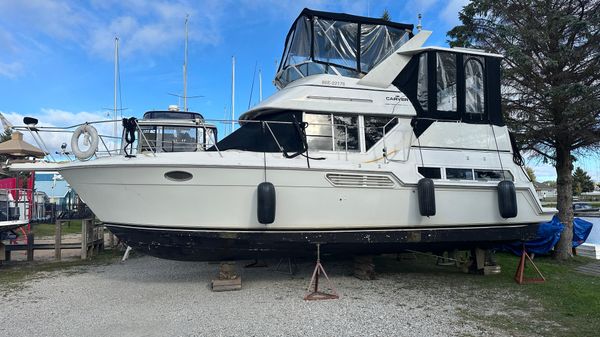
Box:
274;8;414;88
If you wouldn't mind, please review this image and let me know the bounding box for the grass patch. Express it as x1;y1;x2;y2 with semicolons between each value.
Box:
0;250;121;292
376;252;600;336
29;220;84;237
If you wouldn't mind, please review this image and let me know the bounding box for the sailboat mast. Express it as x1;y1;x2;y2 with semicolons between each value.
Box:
183;14;189;112
113;36;119;151
259;68;263;102
231;56;235;133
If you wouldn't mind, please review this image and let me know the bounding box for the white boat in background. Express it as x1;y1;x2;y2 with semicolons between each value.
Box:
7;9;554;261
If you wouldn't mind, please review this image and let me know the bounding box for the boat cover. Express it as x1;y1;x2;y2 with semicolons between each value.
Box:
502;215;593;255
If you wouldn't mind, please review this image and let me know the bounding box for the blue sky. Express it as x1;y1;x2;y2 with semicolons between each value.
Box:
0;0;598;182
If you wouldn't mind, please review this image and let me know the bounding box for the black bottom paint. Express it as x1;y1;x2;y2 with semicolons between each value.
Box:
106;223;539;262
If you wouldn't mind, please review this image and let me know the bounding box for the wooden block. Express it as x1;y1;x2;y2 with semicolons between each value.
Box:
211;277;242;292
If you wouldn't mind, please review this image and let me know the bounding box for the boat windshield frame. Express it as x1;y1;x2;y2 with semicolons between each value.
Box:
275;8;414;88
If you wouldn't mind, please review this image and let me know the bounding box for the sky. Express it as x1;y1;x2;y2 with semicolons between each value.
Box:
0;0;597;182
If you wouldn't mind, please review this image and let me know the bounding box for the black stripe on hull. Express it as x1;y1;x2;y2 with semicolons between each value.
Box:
106;223;539;261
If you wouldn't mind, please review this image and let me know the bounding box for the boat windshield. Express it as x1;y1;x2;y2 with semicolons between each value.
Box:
275;8;413;88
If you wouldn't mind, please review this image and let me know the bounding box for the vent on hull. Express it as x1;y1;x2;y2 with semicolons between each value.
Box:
326;173;395;188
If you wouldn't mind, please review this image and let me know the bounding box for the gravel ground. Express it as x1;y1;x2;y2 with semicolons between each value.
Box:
0;255;534;337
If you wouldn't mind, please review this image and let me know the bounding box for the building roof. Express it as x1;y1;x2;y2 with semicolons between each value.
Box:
0;131;46;158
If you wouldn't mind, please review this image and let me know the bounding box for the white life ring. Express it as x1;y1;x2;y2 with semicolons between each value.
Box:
71;124;99;160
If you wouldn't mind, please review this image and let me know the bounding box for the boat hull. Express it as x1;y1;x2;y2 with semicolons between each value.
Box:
107;222;539;261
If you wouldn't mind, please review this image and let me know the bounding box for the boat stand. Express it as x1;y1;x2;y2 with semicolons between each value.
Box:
304;244;339;301
212;262;242;292
514;245;545;284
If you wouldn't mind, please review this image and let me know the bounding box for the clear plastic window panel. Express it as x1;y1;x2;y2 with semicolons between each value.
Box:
333;115;359;151
436;53;457;112
360;25;409;72
464;56;485;114
305;113;333;151
162;126;198;152
283;17;311;68
417;53;428;111
313;18;358;70
364;116;398;150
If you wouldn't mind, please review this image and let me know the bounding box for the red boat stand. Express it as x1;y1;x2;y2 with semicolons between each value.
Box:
514;245;545;285
304;244;339;301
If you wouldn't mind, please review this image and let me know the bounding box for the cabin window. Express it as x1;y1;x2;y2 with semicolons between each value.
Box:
465;57;485;114
333;115;359;151
139;126;157;152
364;116;398;150
474;169;514;181
162;126;198;152
417;53;428;111
436;52;457;112
305;113;333;151
305;113;359;152
418;167;441;179
204;128;217;149
446;168;473;180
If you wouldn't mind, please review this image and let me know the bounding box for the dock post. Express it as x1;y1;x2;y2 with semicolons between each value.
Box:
55;219;62;261
0;241;5;264
81;219;92;260
26;232;34;261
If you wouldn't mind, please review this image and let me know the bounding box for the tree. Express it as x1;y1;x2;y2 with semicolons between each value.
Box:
525;166;537;182
448;0;600;260
572;167;595;194
381;9;391;21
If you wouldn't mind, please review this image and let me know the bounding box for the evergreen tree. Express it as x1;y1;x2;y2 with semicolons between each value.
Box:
381;9;391;21
448;0;600;260
525;167;537;182
573;167;595;194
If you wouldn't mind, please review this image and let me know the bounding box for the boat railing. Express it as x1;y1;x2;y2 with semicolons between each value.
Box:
10;117;402;163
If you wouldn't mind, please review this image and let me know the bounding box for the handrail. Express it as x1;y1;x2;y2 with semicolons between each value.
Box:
8;116;400;163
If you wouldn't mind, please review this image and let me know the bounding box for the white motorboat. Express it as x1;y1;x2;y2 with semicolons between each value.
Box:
8;9;554;260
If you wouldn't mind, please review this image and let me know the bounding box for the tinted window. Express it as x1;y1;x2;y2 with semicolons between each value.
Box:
333;115;359;151
162;127;198;152
446;168;473;180
139;126;156;152
305;113;333;151
364;116;398;150
474;169;513;181
418;167;441;179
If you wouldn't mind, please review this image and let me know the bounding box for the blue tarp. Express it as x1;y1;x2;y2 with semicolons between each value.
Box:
502;215;593;256
573;217;594;248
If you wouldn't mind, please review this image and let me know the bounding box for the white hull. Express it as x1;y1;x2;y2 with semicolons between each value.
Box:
56;150;551;231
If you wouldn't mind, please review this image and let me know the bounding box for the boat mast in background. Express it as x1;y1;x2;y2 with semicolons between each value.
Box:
231;56;235;133
259;68;263;102
113;36;119;151
183;14;189;112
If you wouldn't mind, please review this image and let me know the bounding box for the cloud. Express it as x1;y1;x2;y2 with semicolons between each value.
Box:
0;61;24;79
0;0;227;62
439;0;469;26
1;109;117;155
